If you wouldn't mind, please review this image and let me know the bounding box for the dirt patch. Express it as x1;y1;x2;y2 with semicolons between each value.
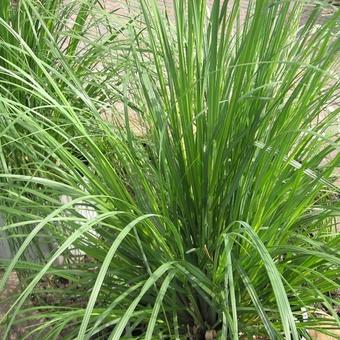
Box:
0;272;26;339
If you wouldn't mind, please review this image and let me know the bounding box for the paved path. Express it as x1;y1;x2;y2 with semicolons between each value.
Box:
102;0;250;22
101;0;336;25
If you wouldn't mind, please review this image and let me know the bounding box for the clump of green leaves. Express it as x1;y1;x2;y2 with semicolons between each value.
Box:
0;0;339;339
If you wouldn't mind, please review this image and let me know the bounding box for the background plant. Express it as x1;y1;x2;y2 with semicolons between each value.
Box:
0;0;339;339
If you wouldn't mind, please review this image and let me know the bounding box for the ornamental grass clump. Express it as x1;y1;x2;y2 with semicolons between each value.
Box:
0;0;339;339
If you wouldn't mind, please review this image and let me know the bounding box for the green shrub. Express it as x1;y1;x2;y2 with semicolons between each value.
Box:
0;0;339;339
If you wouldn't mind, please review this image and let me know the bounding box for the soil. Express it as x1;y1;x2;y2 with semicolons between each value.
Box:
0;272;30;339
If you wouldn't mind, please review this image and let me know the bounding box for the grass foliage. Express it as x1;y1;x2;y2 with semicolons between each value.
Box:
0;0;339;338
